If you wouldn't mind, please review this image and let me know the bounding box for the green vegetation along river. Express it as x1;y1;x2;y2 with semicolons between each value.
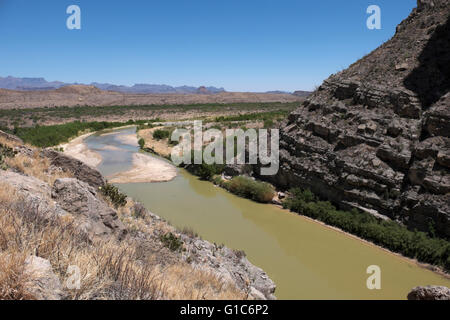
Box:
84;127;450;299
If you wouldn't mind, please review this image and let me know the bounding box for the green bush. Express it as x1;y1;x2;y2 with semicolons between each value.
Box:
0;143;17;170
138;138;145;149
152;129;170;140
196;163;225;180
212;175;224;186
224;176;275;203
184;149;225;180
283;188;450;271
160;232;184;251
101;184;127;208
263;119;274;128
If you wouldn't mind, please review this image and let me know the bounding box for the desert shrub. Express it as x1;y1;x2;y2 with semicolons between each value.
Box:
224;176;275;203
138;138;145;149
101;184;127;208
184;149;225;180
283;188;450;271
160;232;184;252
196;163;225;180
0;144;17;170
152;129;170;140
137;123;155;130
263;119;274;128
211;175;224;186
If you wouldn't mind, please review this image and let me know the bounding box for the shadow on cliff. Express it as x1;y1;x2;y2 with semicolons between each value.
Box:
404;16;450;109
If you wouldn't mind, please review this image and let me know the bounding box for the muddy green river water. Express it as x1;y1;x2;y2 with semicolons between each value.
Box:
85;127;450;299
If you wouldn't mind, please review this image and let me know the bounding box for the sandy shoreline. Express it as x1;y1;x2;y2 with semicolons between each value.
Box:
108;153;177;184
59;132;102;168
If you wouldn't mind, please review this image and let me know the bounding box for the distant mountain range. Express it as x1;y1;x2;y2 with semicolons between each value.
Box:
0;76;226;94
0;76;311;96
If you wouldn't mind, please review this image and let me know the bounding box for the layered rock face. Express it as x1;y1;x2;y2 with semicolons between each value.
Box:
267;0;450;237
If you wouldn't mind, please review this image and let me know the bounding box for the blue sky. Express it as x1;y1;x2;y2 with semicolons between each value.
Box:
0;0;416;92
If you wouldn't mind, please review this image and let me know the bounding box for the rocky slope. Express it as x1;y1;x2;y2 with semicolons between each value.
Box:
0;131;275;300
264;0;450;237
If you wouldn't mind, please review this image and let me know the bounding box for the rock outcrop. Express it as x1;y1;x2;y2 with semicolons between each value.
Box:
263;0;450;237
41;149;105;188
52;178;126;239
407;285;450;300
181;237;276;300
0;170;68;219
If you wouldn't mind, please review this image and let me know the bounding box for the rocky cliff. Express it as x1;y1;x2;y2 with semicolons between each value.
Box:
266;0;450;237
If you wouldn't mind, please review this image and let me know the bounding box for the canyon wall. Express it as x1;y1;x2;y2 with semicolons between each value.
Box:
266;0;450;237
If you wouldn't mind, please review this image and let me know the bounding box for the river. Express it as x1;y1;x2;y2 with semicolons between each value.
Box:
84;127;450;299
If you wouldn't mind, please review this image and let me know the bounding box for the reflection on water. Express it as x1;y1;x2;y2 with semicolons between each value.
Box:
85;127;450;300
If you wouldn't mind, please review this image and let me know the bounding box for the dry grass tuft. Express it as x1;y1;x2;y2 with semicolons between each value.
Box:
5;150;72;185
0;252;35;300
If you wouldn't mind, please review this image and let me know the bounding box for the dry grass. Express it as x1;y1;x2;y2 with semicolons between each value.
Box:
5;150;72;185
0;185;244;300
0;135;21;149
0;252;35;300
